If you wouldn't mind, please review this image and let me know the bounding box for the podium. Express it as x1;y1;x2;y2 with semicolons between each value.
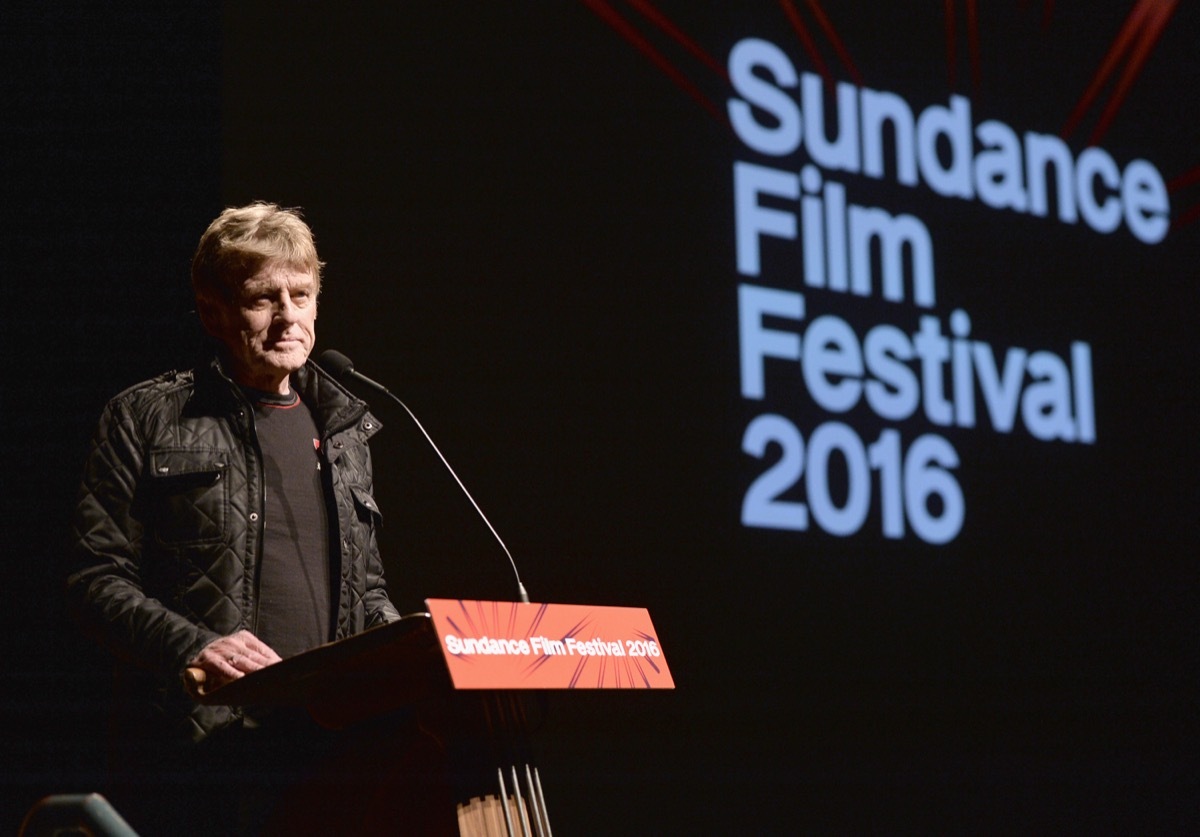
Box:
189;600;672;836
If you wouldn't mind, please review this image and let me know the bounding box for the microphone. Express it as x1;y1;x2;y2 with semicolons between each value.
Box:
317;349;531;604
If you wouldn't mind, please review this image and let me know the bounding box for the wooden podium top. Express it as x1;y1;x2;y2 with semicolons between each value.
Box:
189;612;446;726
186;600;673;726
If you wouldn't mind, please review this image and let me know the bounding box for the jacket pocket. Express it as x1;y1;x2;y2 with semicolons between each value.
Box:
348;484;383;526
147;447;230;545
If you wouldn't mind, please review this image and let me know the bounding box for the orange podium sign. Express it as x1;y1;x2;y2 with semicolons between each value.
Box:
426;599;675;690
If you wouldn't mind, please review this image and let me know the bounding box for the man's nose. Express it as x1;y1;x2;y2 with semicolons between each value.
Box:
274;294;300;322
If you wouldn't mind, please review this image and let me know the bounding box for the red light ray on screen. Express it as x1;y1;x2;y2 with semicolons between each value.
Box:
624;0;728;81
779;0;863;89
579;0;726;124
1169;203;1200;232
1167;165;1200;194
581;1;862;124
1018;0;1057;31
945;2;958;88
1060;0;1179;146
780;0;833;88
1166;163;1200;231
802;0;863;85
944;0;982;95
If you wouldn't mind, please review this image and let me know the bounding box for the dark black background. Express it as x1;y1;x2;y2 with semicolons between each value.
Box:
3;3;1196;833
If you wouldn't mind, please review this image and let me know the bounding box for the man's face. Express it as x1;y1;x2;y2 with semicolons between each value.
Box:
202;264;318;394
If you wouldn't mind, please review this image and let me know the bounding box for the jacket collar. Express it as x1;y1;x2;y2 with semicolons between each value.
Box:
293;360;377;438
192;352;380;439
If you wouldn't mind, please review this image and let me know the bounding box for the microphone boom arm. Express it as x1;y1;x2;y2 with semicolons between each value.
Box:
318;350;530;604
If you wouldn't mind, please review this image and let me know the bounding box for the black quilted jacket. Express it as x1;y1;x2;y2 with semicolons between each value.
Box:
67;355;401;743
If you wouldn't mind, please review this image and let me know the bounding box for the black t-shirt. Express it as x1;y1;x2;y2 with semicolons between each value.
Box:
248;389;331;659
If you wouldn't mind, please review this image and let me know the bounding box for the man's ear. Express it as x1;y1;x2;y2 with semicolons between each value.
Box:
196;296;223;337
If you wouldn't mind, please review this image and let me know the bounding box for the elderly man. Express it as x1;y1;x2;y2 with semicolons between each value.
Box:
67;202;402;832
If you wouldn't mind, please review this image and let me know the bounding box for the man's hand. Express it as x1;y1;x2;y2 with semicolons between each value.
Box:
188;630;283;689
